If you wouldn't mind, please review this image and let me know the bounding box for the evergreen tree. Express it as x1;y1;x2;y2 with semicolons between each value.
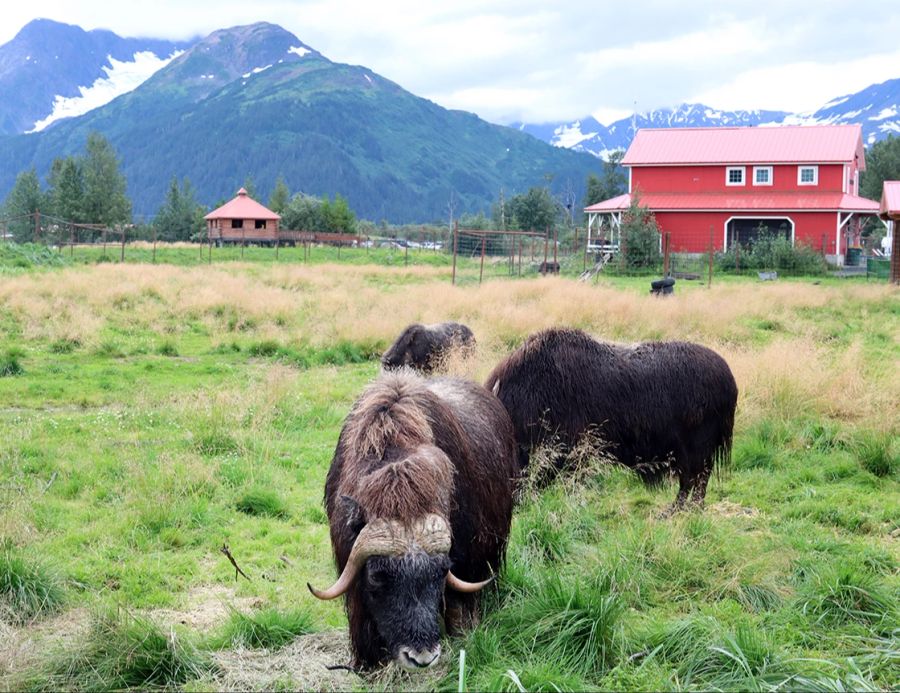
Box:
154;177;205;241
3;167;45;242
82;132;131;227
322;193;357;233
47;156;85;223
620;196;662;269
585;150;627;206
860;135;900;201
268;176;290;215
242;176;258;200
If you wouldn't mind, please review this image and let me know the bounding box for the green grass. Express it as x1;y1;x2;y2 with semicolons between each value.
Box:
0;256;897;691
0;548;65;624
23;610;211;691
207;606;316;650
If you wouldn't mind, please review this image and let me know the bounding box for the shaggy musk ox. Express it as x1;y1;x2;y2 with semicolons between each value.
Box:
381;322;475;373
485;328;737;509
309;371;518;670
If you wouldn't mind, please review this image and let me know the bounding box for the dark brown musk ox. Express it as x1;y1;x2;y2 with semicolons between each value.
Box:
381;322;476;373
308;370;519;671
485;328;738;510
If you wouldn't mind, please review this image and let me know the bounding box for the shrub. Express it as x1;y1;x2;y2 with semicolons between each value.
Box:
853;430;898;478
718;230;828;274
156;340;179;357
49;338;81;354
0;348;24;376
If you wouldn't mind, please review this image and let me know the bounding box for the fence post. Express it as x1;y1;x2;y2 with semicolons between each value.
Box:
663;231;670;277
152;226;157;263
404;236;408;266
735;241;740;273
451;221;459;285
708;225;714;288
34;209;40;244
120;226;126;262
543;228;549;273
479;236;486;284
70;223;75;257
241;225;245;259
553;227;558;268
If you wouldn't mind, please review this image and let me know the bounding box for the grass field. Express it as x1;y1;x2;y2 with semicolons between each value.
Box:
0;248;897;691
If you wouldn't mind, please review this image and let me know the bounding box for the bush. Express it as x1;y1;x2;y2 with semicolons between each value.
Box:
718;230;828;274
0;348;24;376
619;198;662;270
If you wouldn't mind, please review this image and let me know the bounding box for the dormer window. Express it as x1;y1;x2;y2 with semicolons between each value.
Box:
798;166;818;186
726;166;746;186
753;166;773;186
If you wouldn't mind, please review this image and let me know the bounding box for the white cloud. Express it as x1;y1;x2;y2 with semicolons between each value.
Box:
27;50;182;133
4;1;900;125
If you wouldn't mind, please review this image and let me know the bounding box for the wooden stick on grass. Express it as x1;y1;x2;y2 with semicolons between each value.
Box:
220;543;250;581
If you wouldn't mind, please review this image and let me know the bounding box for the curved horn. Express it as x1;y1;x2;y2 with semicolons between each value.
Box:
308;519;408;600
446;571;493;593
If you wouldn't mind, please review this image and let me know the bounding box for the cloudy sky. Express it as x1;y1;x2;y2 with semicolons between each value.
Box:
4;0;900;125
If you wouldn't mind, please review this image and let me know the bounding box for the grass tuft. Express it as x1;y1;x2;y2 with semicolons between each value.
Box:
156;340;179;357
49;338;81;354
852;429;898;478
0;549;65;624
207;606;315;650
23;610;211;691
0;348;25;376
798;565;897;628
235;487;289;518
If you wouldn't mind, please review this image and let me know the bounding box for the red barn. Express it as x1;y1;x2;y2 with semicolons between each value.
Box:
585;125;880;265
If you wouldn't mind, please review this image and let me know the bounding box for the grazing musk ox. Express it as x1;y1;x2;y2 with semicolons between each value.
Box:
309;371;518;670
381;322;476;373
485;328;737;509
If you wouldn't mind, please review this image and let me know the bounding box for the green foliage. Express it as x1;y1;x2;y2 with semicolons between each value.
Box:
26;611;211;691
505;187;559;231
860;134;900;201
208;606;315;650
798;565;897;628
3;167;45;242
852;429;898;478
235;487;288;518
81;132;132;227
0;549;65;624
154;177;206;241
585;149;627;207
619;197;662;268
47;157;85;223
268;176;290;215
242;176;258;201
718;229;828;274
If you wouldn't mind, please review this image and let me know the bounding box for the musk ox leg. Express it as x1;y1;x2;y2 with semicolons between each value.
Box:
689;466;712;507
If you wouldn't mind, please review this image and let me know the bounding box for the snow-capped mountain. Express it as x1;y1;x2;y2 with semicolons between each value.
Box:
0;19;194;135
516;80;900;157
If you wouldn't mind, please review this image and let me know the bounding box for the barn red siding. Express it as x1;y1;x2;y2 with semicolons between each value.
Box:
632;164;847;195
655;211;840;254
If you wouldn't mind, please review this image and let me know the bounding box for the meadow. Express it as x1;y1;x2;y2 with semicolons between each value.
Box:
0;248;897;691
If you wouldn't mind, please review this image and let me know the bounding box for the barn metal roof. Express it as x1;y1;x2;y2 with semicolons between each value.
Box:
621;125;866;169
204;188;281;220
584;191;881;213
880;181;900;220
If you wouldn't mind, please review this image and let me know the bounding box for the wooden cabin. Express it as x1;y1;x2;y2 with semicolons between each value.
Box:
205;188;281;245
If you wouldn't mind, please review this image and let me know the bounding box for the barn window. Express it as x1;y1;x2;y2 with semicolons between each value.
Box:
231;219;243;229
255;219;266;229
798;166;818;185
753;166;773;186
726;167;745;186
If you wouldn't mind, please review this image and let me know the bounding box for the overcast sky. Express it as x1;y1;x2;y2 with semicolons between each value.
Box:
4;0;900;125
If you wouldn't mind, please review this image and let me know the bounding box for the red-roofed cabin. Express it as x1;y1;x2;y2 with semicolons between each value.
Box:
205;188;281;245
585;125;880;265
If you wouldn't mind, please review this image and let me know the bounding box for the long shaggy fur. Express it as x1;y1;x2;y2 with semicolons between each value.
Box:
324;370;519;668
485;328;737;507
381;322;476;373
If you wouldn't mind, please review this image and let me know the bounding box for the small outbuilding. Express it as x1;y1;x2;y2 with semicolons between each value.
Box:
204;188;281;245
878;181;900;284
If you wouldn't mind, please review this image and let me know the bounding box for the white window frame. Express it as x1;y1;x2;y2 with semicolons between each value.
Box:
726;166;746;186
753;166;773;186
798;165;818;186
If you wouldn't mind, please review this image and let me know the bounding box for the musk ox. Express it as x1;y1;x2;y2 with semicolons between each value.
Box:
381;322;476;373
308;371;518;670
485;328;737;510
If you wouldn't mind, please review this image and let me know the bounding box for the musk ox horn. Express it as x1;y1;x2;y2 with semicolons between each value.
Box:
308;515;452;600
446;572;493;593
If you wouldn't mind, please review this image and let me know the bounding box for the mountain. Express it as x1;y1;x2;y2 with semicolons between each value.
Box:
515;79;900;157
0;22;601;223
0;19;193;135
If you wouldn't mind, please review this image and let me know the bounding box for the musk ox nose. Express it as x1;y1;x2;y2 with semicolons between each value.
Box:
397;644;441;670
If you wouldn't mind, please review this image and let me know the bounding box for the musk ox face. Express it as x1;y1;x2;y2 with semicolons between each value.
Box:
381;326;421;370
308;511;491;669
362;551;451;669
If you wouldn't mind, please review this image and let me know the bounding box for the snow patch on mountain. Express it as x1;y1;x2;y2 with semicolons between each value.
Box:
288;46;310;58
552;121;599;149
242;64;272;78
28;50;182;133
870;106;898;121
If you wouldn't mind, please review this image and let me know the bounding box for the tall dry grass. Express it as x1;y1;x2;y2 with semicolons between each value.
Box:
1;263;896;430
